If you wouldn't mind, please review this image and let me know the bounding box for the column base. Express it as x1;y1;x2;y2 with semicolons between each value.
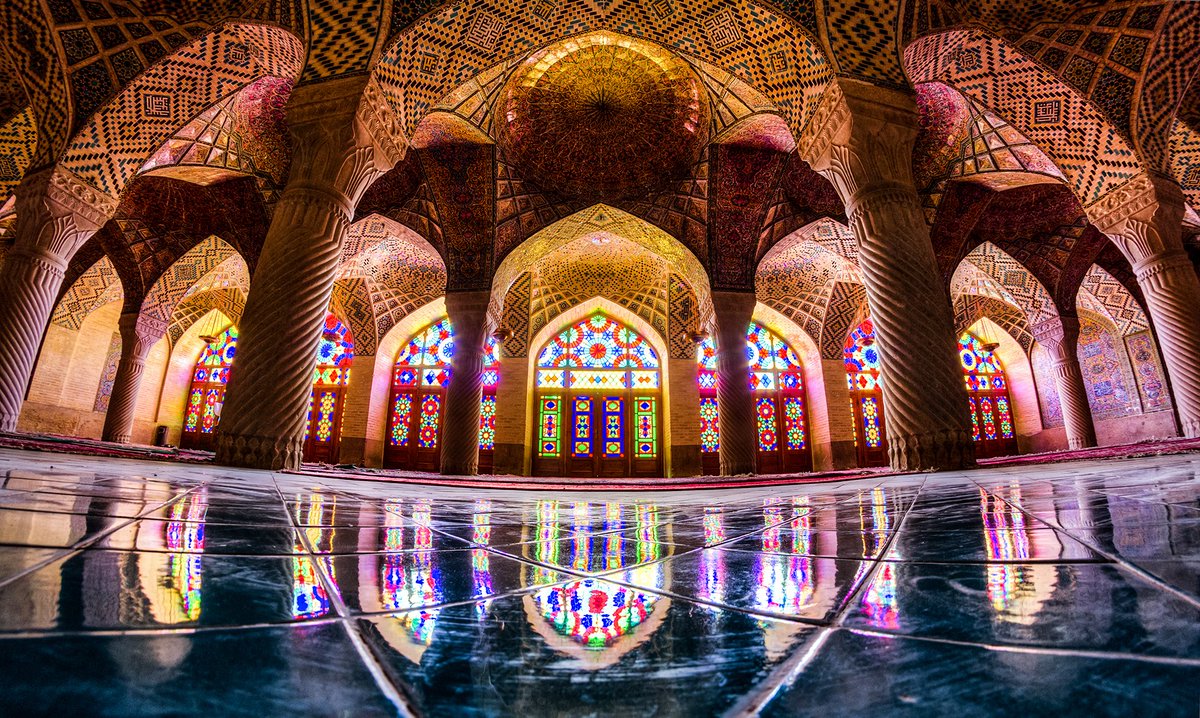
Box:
440;457;479;477
0;412;17;433
1067;435;1098;450
215;432;303;471
887;429;976;472
1181;418;1200;440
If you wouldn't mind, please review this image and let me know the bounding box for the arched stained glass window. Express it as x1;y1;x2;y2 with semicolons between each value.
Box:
533;313;662;478
384;319;501;472
844;319;888;467
697;322;811;475
959;332;1018;458
302;314;355;463
181;325;238;451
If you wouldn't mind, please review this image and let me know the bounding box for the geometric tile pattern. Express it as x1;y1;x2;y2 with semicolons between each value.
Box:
819;280;868;360
953;241;1058;325
334;220;448;353
905;28;1141;206
61;23;303;196
0;107;36;203
500;271;531;358
528;234;669;341
1015;2;1172;161
756;238;840;343
668;272;699;360
165;287;246;345
952;292;1035;353
0;0;74;167
1169;119;1200;211
50;255;123;330
138;75;293;205
375;0;833;148
1132;2;1200;172
139;235;239;328
1077;262;1148;336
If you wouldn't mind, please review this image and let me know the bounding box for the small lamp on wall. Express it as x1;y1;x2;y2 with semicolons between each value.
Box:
981;320;1000;353
689;330;709;344
197;310;220;345
493;327;512;342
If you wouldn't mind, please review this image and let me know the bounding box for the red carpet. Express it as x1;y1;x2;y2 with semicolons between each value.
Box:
1;431;1197;491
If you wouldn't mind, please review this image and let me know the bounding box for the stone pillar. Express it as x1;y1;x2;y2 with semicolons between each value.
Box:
0;167;117;431
1088;174;1200;438
440;290;490;476
712;290;756;475
214;77;399;470
101;312;164;443
1032;316;1097;450
798;79;974;471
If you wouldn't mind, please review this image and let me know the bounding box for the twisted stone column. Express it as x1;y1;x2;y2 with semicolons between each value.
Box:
0;167;117;431
1032;316;1097;450
1133;251;1200;437
214;78;397;470
1088;174;1200;438
441;290;490;475
712;290;757;475
799;79;973;471
101;313;165;444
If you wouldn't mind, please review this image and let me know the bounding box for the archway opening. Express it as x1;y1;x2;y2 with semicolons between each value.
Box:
532;312;662;478
697;322;812;475
302;314;355;463
383;318;501;473
844;319;888;467
958;331;1018;458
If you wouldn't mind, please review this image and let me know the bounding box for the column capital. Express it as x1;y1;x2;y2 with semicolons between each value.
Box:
14;166;119;258
118;311;168;359
285;76;397;217
1031;315;1081;362
796;79;919;210
1085;172;1185;263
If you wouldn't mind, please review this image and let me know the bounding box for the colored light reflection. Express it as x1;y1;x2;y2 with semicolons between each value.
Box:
291;492;339;620
472;499;494;617
381;500;441;644
530;501;665;651
754;498;815;618
856;488;898;629
164;489;207;622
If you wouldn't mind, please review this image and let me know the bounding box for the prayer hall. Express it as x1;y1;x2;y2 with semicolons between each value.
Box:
0;0;1198;715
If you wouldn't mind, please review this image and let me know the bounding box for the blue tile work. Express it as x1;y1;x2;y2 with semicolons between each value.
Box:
0;448;1197;716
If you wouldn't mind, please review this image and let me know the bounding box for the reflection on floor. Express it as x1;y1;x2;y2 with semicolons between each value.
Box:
0;448;1197;716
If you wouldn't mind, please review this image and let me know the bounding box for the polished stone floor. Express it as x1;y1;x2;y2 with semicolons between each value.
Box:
0;448;1197;717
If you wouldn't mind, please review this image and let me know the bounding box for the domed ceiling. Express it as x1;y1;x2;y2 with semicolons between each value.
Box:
498;33;708;202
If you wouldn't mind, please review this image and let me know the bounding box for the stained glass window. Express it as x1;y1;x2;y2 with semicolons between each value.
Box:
385;318;501;469
697;322;809;472
959;332;1017;453
182;325;238;448
844;319;887;461
303;315;355;460
532;313;662;475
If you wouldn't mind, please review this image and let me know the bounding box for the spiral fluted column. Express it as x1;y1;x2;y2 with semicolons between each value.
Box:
712;290;757;475
440;290;490;476
799;79;974;471
101;312;162;443
1133;252;1200;437
1088;174;1200;439
1032;316;1097;450
0;167;117;431
214;78;396;470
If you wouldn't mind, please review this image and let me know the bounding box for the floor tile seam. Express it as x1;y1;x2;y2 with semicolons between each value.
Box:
721;627;836;718
969;480;1200;609
976;479;1200;611
271;475;417;717
0;487;201;590
1077;484;1200;512
0;616;347;639
825;476;927;630
843;627;1200;667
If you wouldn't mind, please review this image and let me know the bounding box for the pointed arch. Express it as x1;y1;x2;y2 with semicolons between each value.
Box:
61;23;304;197
50;255;123;330
904;28;1142;206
